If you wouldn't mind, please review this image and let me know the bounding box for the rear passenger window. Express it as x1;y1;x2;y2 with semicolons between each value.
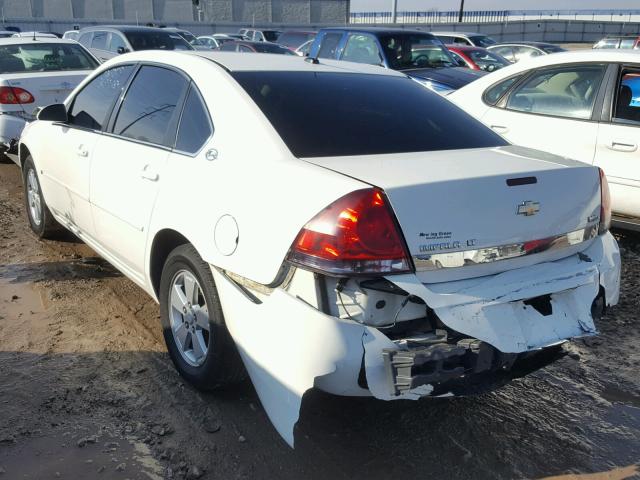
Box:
505;65;606;120
109;33;127;53
175;86;213;154
91;31;108;50
78;32;92;47
68;64;134;130
113;66;188;146
483;75;523;105
317;32;343;59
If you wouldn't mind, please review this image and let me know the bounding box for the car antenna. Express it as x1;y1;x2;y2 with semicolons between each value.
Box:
32;30;36;41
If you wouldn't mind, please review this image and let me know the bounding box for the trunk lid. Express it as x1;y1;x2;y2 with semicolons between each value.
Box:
305;145;602;283
0;71;89;116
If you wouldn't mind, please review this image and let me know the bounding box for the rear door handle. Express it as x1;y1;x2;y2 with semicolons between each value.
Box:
608;140;638;152
140;165;159;182
490;125;509;134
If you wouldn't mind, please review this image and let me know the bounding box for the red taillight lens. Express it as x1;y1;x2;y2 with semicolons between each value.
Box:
287;188;412;275
0;86;34;104
599;168;611;234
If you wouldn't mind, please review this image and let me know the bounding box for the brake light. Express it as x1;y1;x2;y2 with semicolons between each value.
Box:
287;188;412;275
599;168;611;234
0;86;34;104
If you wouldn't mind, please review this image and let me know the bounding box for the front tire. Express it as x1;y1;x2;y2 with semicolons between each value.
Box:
159;244;245;390
22;155;60;239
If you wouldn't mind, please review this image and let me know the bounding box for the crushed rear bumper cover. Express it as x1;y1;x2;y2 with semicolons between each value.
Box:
211;232;620;447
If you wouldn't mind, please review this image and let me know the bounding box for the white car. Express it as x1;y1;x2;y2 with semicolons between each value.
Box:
196;35;220;49
0;37;98;162
450;50;640;229
19;51;620;447
13;31;58;39
62;30;80;41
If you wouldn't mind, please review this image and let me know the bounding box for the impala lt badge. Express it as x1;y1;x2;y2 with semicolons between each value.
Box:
517;200;540;216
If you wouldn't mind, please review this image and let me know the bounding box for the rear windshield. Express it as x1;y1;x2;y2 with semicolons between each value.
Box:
262;30;281;42
470;35;496;48
124;31;193;51
378;33;458;70
542;45;566;53
232;71;507;158
0;43;98;72
253;43;295;54
278;32;315;48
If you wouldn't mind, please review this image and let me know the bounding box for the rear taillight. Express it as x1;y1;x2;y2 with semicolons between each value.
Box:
287;188;412;275
599;168;611;234
0;86;34;104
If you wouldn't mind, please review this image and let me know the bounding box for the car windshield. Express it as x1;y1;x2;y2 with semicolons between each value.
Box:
468;49;510;70
263;30;281;42
253;43;295;54
379;34;457;70
0;43;98;72
232;71;506;158
124;31;193;51
469;35;496;48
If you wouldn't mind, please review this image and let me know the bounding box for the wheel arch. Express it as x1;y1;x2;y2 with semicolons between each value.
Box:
149;228;192;298
19;143;31;170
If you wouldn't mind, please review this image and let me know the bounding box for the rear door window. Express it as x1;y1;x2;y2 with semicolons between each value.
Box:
175;86;213;154
613;70;640;126
112;65;188;147
490;46;514;62
341;33;383;65
109;33;127;53
68;64;135;130
317;32;343;59
78;32;93;47
505;65;606;120
91;31;109;50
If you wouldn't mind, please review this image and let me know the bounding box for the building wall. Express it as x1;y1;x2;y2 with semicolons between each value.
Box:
0;0;348;23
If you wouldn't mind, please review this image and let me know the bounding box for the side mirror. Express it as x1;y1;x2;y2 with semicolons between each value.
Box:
117;46;129;54
38;103;68;122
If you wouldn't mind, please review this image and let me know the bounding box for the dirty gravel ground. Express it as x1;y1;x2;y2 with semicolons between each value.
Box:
0;163;639;480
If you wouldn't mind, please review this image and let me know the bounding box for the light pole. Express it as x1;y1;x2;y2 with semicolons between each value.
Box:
391;0;397;24
458;0;465;23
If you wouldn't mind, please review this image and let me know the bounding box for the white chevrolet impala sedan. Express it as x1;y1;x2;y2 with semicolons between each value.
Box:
19;51;621;446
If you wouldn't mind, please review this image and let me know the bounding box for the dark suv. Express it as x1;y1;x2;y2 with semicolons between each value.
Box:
308;27;485;94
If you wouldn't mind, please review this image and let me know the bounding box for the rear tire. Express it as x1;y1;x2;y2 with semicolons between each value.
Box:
159;244;245;390
22;155;61;239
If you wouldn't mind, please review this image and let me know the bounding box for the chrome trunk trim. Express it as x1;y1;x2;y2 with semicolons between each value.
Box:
413;225;598;272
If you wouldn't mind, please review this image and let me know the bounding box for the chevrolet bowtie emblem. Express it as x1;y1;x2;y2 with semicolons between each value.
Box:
517;200;540;216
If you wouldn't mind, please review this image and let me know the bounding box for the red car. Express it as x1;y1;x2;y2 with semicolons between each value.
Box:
446;44;510;72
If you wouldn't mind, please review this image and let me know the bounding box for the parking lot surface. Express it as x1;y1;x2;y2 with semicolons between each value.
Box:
0;162;638;479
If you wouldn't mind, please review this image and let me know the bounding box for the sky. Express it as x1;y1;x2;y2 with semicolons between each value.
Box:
350;0;640;12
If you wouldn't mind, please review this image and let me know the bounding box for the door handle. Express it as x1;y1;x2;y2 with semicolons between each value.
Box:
490;125;509;134
608;140;638;152
77;145;88;157
140;165;159;182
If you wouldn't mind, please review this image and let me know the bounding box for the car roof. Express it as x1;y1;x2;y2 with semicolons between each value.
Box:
79;25;171;34
0;37;78;45
492;41;559;48
319;26;434;36
113;49;407;77
445;44;485;51
433;31;485;37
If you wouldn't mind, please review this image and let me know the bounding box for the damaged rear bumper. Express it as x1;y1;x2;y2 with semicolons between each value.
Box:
211;232;620;446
